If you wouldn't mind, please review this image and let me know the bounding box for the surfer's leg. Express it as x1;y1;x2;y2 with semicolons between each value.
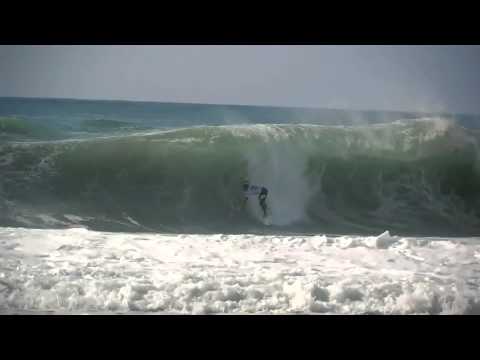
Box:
260;199;266;217
259;192;267;217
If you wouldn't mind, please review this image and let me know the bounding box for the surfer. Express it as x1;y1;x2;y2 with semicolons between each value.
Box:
242;179;269;217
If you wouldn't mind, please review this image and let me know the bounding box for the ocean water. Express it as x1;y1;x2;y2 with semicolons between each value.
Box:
0;97;479;314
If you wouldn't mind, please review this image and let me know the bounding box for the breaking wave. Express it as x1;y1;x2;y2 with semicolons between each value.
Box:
1;118;480;235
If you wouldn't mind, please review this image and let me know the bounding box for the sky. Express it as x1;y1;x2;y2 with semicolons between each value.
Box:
0;45;479;114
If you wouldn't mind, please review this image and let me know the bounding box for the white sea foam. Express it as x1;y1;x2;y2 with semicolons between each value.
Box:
0;227;478;314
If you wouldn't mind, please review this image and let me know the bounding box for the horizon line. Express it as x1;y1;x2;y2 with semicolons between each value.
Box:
0;95;477;117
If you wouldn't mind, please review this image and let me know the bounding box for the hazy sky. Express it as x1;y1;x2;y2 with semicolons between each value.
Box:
1;45;479;114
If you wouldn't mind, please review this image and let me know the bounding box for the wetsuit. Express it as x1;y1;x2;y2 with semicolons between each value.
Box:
243;184;269;217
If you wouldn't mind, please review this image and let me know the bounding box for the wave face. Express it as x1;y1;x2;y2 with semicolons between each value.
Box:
2;117;480;235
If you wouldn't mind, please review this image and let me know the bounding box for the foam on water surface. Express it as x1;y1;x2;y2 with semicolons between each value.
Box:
0;227;479;314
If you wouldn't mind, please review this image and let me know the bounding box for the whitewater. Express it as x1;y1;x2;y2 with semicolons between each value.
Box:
1;97;480;314
1;228;479;314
